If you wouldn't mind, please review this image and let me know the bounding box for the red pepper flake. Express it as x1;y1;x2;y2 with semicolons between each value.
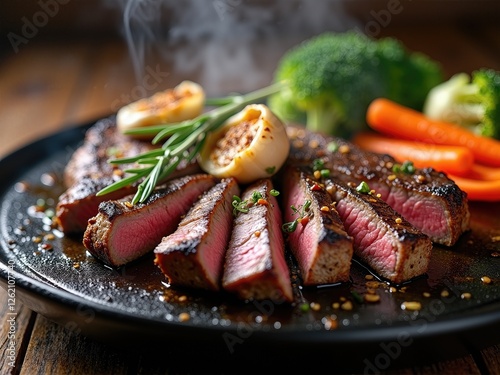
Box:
41;243;53;251
311;183;322;191
257;198;268;206
298;216;310;226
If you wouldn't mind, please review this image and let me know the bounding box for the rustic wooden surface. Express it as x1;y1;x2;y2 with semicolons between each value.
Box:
1;21;500;375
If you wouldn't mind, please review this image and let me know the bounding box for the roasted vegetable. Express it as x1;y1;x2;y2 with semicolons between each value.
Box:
269;31;443;138
423;69;500;139
198;104;289;184
116;81;205;138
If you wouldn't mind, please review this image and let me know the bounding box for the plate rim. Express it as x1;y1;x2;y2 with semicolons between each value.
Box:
1;118;500;353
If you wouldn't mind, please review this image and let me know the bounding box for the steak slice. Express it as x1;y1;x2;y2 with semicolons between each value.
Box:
280;166;353;286
63;117;155;188
154;178;239;291
56;177;136;234
325;173;432;284
222;179;294;302
83;174;216;267
286;126;469;246
57;118;200;233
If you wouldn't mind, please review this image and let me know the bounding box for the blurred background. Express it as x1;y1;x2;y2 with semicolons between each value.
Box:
1;0;500;156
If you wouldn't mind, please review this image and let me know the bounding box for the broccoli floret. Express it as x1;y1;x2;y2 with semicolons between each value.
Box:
423;69;500;139
271;32;384;137
268;31;443;138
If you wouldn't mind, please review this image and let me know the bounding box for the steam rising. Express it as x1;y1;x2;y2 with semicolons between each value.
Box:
107;0;359;95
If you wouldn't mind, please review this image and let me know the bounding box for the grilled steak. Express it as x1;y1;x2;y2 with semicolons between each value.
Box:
83;174;216;267
57;118;200;233
56;176;136;234
154;178;239;291
222;179;293;302
286;126;469;246
325;173;432;284
63;117;154;188
280;167;353;286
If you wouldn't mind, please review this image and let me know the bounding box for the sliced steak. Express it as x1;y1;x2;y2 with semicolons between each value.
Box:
222;179;293;302
325;173;432;284
286;126;469;246
56;176;136;234
57;118;200;233
280;166;353;286
63;117;154;188
83;174;216;267
154;178;239;291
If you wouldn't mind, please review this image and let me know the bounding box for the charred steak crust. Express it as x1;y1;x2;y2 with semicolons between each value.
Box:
57;118;201;233
83;174;216;267
281;166;353;286
222;179;294;302
325;174;432;284
286;125;470;246
63;117;155;188
154;178;240;291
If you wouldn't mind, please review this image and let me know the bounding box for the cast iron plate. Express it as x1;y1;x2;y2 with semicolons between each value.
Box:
1;120;499;371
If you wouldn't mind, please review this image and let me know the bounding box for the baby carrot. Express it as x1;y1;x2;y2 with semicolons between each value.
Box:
352;132;474;175
448;175;500;201
366;98;500;167
460;163;500;181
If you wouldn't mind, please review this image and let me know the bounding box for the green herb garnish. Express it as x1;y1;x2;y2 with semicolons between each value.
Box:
312;158;325;171
97;82;287;204
356;181;371;194
231;195;249;215
327;141;339;152
392;160;415;175
320;169;330;178
299;302;310;312
265;166;276;175
231;190;271;216
282;199;312;233
351;291;364;304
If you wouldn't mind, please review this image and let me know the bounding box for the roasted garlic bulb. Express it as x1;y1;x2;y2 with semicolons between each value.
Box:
199;104;290;184
116;81;205;136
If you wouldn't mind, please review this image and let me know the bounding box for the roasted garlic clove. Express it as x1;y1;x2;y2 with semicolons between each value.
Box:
199;104;290;184
116;81;205;136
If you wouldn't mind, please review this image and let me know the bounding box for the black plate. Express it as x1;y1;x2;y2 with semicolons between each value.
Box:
1;120;500;371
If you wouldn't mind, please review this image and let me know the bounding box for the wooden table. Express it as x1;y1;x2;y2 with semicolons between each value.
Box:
1;21;500;374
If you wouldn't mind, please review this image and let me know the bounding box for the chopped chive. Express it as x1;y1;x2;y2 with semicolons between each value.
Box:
282;199;312;233
299;303;310;312
270;189;280;196
265;166;276;175
320;169;330;178
356;181;371;194
327;141;338;152
312;158;325;171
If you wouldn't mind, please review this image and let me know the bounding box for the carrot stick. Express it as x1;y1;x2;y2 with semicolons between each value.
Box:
366;98;500;167
352;132;474;175
448;175;500;201
460;163;500;181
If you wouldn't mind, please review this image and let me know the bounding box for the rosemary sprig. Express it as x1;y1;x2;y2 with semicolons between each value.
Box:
96;81;287;204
